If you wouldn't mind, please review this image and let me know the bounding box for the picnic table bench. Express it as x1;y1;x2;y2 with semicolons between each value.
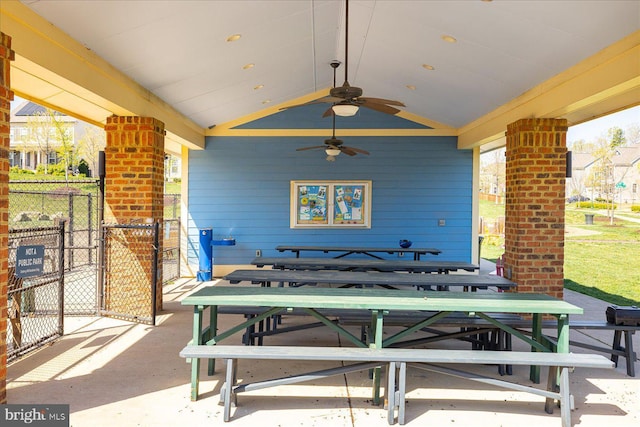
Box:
338;312;639;377
225;269;513;290
180;344;613;426
275;245;441;260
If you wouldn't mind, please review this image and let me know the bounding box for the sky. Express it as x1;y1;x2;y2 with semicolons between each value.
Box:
567;105;640;144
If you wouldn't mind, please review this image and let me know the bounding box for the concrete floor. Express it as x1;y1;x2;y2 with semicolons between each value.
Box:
6;274;640;427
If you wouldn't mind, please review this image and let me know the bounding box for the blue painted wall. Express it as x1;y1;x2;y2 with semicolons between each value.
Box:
187;129;474;271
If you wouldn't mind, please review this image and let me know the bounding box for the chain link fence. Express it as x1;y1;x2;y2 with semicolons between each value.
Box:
7;225;65;362
100;222;159;325
10;180;99;314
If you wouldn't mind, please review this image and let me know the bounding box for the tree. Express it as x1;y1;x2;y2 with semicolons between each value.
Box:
27;107;76;178
50;111;75;180
27;109;57;174
77;126;106;177
625;124;640;145
480;148;505;202
607;126;626;148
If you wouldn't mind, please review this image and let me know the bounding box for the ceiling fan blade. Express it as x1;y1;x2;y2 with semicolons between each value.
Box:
280;96;344;111
343;146;370;155
322;106;335;118
358;97;406;107
340;147;358;156
296;146;326;151
358;102;402;115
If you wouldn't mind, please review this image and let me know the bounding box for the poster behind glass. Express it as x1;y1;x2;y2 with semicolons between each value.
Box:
291;181;370;228
296;184;328;225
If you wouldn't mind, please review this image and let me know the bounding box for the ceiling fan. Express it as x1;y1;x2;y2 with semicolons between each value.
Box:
295;112;370;161
296;62;370;161
282;0;405;118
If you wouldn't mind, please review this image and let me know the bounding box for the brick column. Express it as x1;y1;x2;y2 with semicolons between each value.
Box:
504;118;568;298
104;116;164;311
0;31;15;404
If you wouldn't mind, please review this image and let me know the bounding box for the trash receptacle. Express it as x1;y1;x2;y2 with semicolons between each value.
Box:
197;228;212;281
478;235;484;264
585;214;594;225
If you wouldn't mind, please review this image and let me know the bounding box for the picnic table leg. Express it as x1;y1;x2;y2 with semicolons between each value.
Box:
190;305;204;401
555;314;570;354
558;367;572;427
208;305;218;375
530;313;542;383
371;310;385;405
386;361;397;424
222;358;237;422
623;330;635;377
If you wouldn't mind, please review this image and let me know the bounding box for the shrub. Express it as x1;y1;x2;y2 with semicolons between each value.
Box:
632;205;640;212
577;201;615;209
10;166;35;174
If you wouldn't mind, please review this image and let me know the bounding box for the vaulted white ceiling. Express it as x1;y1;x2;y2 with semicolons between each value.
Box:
3;0;639;151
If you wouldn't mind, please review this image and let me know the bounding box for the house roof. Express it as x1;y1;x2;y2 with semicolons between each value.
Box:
573;145;640;170
2;1;639;153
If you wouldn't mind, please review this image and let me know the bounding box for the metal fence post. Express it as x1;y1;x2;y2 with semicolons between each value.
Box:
151;221;160;326
57;220;66;336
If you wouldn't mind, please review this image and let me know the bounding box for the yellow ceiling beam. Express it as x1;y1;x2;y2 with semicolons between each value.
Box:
458;31;640;150
1;1;205;150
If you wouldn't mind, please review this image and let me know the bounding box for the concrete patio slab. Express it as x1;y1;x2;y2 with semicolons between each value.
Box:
6;278;639;427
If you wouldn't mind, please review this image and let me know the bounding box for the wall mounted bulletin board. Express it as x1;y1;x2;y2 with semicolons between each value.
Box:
290;180;371;228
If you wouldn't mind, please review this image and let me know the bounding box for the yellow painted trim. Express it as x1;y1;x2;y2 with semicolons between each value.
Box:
471;147;481;264
212;89;332;131
13;88;105;129
2;1;205;150
458;31;640;150
396;111;455;130
211;90;456;136
207;128;458;137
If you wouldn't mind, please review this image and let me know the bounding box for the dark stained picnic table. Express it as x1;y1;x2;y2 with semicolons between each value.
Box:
275;245;441;260
225;268;516;291
252;257;477;274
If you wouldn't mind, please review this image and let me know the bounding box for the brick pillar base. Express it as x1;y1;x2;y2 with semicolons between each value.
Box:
104;116;164;312
504;118;568;298
0;31;15;404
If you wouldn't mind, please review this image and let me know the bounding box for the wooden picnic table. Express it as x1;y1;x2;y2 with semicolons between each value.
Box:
275;245;441;260
252;257;477;273
224;269;516;291
182;286;583;401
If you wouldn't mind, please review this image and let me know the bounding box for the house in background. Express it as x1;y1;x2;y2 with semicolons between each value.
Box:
10;100;182;180
568;146;640;205
9;100;93;173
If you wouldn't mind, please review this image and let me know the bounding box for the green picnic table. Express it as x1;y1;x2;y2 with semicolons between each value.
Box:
182;286;583;402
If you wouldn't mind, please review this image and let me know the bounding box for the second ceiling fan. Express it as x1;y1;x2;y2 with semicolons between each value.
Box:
296;61;370;161
283;0;405;118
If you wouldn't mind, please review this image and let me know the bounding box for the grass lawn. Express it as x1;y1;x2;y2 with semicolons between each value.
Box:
480;199;640;305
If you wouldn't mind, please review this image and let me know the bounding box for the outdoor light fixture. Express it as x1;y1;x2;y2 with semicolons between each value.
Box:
325;147;341;156
332;102;359;117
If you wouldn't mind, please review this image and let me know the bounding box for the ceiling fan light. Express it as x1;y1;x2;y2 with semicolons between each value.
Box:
326;155;337;162
325;147;341;156
332;104;359;117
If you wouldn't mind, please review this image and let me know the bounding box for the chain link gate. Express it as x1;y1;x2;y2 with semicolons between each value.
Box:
100;222;160;325
7;224;65;362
